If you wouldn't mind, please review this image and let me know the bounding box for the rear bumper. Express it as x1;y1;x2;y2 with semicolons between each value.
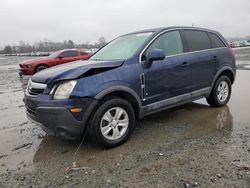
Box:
25;95;98;140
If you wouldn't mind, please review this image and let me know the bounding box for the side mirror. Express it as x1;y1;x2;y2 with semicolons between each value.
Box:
145;49;165;68
58;55;63;59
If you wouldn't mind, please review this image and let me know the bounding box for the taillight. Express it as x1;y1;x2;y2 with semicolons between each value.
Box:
229;48;235;58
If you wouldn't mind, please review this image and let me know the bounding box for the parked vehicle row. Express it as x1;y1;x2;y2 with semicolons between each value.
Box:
25;26;236;148
228;40;250;48
5;52;51;57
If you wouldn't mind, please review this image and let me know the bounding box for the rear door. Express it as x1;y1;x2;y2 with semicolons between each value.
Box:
142;30;192;105
181;30;216;92
207;32;228;71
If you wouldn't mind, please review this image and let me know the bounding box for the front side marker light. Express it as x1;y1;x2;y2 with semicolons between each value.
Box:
70;108;82;113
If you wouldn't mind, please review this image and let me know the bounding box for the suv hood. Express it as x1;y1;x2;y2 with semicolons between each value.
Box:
31;60;124;84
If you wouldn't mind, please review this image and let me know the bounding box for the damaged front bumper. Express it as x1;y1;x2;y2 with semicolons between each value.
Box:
25;94;99;140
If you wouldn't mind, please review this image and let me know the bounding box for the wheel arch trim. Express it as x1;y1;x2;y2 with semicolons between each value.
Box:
94;85;142;107
209;67;235;95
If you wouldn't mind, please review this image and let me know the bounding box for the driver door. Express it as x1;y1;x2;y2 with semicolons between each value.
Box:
142;30;192;106
55;50;79;66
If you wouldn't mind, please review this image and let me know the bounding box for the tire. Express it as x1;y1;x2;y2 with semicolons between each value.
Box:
206;76;232;107
35;65;48;73
88;97;135;148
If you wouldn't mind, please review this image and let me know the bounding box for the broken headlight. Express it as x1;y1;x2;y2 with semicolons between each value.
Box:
51;80;76;100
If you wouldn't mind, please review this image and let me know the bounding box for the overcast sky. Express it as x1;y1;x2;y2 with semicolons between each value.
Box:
0;0;250;48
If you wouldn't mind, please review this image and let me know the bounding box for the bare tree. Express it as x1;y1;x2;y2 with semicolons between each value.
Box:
0;37;108;54
96;37;107;48
3;45;13;54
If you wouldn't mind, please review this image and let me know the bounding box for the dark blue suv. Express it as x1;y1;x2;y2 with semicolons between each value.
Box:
25;27;236;147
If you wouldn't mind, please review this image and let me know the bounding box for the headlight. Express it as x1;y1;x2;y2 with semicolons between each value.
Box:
52;80;76;100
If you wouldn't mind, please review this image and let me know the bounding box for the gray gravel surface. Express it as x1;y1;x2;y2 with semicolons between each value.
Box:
0;48;250;187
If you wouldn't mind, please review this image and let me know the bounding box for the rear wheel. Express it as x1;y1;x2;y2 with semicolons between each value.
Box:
89;97;135;148
206;76;232;107
35;65;48;73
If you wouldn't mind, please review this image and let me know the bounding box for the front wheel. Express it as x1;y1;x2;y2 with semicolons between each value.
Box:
35;65;48;73
206;76;232;107
89;98;135;148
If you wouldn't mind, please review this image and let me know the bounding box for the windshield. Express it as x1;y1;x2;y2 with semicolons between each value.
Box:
49;50;62;58
90;32;152;61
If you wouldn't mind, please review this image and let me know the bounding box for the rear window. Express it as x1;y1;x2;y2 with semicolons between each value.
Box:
183;30;211;52
208;33;226;48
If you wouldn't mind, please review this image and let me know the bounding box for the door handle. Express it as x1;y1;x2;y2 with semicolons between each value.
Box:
181;62;189;67
213;56;218;62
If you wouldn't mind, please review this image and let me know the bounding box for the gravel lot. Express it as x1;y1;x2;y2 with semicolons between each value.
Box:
0;48;250;187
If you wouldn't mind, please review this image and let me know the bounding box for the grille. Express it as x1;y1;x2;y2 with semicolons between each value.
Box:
27;80;47;96
28;88;44;95
26;105;36;116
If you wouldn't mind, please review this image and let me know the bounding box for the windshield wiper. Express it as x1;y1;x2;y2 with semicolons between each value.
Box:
90;58;103;61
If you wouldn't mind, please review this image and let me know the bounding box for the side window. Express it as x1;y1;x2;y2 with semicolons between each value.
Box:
80;51;88;55
208;33;226;48
60;51;78;58
145;31;183;57
183;30;211;52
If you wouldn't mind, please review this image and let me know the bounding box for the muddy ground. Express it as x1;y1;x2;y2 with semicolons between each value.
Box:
0;48;250;188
